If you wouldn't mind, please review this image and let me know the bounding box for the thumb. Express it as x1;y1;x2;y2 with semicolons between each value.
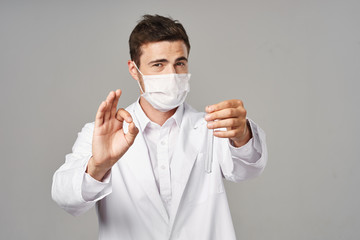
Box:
125;122;139;146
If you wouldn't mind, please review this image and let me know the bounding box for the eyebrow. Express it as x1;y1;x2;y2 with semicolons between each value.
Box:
148;59;168;65
147;56;188;65
175;56;188;62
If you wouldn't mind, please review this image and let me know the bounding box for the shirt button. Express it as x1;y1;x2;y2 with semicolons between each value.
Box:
161;165;166;170
161;140;166;145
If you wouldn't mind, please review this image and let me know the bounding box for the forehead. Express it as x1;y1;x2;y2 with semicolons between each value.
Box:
140;40;188;62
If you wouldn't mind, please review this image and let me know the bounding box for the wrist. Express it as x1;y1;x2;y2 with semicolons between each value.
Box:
232;120;252;147
86;157;111;181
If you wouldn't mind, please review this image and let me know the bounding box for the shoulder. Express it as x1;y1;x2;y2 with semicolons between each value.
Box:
183;103;207;129
80;122;95;134
125;101;137;112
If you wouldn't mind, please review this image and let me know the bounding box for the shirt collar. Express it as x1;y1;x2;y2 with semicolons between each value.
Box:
134;98;184;131
171;102;184;127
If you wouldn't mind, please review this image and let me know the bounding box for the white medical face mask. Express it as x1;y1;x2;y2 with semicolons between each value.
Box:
133;62;191;112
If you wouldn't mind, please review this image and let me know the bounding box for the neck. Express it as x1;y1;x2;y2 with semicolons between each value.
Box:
139;97;177;126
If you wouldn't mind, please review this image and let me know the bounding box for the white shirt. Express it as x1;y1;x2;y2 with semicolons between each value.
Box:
82;101;261;217
133;100;183;216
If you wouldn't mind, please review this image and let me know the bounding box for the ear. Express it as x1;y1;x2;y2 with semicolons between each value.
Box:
128;60;139;81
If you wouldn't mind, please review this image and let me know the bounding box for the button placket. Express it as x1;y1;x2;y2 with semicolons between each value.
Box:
157;125;172;201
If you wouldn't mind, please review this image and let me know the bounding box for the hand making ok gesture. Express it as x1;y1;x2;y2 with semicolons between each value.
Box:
87;89;139;181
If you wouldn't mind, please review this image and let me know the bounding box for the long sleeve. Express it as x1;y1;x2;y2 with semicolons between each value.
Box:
217;118;268;182
51;122;112;216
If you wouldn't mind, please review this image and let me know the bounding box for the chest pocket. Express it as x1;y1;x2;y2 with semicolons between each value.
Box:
182;152;225;205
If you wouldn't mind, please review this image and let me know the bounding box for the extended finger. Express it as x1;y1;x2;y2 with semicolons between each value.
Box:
213;129;240;139
207;118;243;129
206;99;243;113
104;91;116;120
115;108;133;123
95;101;107;127
205;107;245;121
111;89;122;118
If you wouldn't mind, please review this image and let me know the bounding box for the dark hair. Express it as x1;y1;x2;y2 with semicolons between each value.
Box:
129;14;190;67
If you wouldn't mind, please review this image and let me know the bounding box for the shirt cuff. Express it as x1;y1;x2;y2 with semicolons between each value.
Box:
228;119;262;163
81;170;112;202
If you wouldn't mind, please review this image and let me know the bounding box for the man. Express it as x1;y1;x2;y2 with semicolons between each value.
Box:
52;14;267;240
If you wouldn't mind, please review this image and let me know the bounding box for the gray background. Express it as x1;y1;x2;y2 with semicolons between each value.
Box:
1;0;359;239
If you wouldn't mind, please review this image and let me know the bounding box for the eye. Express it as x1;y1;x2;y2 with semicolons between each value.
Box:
176;62;186;66
152;63;163;67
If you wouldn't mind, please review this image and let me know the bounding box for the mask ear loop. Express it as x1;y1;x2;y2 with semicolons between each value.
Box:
133;61;146;93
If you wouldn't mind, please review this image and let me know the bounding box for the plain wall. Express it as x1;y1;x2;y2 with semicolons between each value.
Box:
1;0;359;239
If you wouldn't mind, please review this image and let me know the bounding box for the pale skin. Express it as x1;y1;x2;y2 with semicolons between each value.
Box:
86;40;252;181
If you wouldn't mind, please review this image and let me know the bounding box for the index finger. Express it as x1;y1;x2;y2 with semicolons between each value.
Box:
206;99;243;113
115;108;133;123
